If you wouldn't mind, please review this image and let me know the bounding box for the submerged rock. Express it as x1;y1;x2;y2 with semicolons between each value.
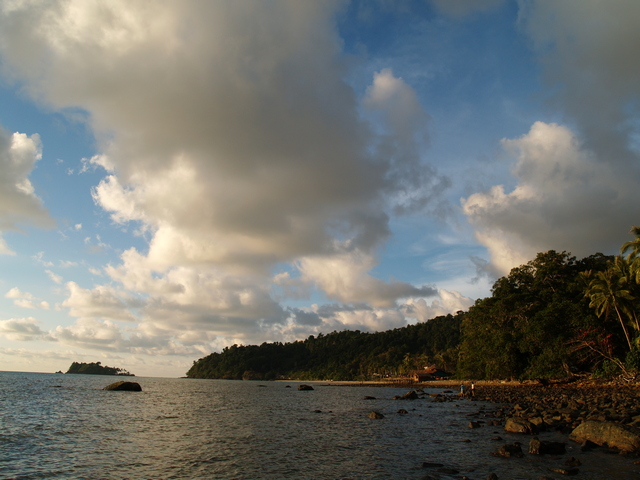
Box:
103;381;142;391
491;442;524;458
368;411;384;419
528;436;566;455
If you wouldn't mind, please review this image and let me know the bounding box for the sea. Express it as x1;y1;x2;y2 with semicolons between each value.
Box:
1;371;638;479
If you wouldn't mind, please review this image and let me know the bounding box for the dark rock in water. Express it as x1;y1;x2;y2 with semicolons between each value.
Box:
394;390;419;400
504;417;538;435
491;442;523;458
298;384;314;391
469;421;481;429
580;439;598;451
364;395;376;400
397;409;408;414
486;473;499;480
103;381;141;391
569;420;640;453
285;385;291;388
368;411;384;419
313;410;322;413
491;436;503;441
421;462;444;468
529;436;566;455
565;457;581;467
437;467;459;474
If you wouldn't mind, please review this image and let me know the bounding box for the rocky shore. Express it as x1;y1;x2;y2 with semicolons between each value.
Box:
350;379;640;478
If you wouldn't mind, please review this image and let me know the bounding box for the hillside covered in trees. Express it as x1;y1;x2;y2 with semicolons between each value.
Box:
188;228;640;381
66;361;134;376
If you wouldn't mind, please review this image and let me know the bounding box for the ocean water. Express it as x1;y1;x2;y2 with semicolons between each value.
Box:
1;372;638;479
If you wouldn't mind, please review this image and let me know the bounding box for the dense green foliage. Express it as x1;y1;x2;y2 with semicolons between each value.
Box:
187;313;462;380
66;361;134;376
188;229;640;381
457;251;612;380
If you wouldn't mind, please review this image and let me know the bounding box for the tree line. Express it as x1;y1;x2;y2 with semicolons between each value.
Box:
66;361;134;376
187;227;640;381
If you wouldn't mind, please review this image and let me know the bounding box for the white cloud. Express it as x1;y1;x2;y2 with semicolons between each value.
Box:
463;121;640;275
61;281;142;322
5;287;49;309
401;290;474;322
0;1;461;355
45;269;63;285
296;248;437;307
0;127;54;253
0;317;50;341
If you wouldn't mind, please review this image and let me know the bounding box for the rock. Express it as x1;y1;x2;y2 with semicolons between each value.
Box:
394;390;419;400
421;462;444;468
565;457;581;467
397;409;408;414
103;381;141;391
298;384;314;391
469;421;482;429
364;395;376;400
491;442;524;458
437;467;459;474
368;411;384;419
505;417;538;435
569;421;640;453
529;436;566;455
486;473;499;480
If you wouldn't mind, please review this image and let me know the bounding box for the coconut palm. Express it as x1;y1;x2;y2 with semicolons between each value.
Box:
584;257;634;350
621;225;640;283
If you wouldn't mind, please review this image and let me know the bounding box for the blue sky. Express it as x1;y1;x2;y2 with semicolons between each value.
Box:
1;0;639;377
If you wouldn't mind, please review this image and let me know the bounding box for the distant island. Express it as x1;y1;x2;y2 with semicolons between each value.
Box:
66;361;135;376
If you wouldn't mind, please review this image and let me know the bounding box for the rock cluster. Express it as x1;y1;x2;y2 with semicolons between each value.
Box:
474;383;640;442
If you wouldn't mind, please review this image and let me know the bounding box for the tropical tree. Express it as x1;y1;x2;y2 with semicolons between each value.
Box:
583;256;635;350
621;225;640;283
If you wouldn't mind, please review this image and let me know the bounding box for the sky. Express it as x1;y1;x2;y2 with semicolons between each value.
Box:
0;0;639;377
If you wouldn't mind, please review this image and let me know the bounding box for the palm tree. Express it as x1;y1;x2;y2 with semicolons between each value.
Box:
621;225;640;283
584;257;634;350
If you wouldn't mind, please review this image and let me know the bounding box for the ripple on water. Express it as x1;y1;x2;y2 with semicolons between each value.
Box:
1;373;639;479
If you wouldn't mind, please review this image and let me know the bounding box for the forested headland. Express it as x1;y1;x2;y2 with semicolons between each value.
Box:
66;361;134;376
187;228;640;381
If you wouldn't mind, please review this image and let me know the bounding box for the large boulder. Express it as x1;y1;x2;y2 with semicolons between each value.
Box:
298;384;314;391
569;421;640;453
103;381;142;391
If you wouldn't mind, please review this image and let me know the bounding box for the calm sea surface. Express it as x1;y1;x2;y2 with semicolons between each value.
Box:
1;372;638;479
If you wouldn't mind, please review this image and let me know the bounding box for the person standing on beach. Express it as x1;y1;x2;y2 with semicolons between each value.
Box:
471;382;475;397
460;384;465;397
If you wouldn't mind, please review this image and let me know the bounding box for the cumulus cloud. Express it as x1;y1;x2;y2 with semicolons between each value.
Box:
0;127;53;253
61;281;142;322
463;122;640;275
296;248;437;307
401;290;474;322
0;1;461;352
0;317;50;341
5;287;49;309
520;1;640;164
